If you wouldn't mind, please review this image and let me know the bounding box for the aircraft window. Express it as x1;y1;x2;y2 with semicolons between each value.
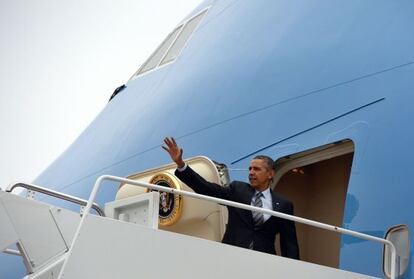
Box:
137;25;183;75
383;225;410;278
133;8;208;78
160;10;207;65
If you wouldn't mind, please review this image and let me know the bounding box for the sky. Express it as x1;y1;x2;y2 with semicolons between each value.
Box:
0;0;203;190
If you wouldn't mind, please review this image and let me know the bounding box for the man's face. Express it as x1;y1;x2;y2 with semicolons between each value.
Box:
248;159;274;191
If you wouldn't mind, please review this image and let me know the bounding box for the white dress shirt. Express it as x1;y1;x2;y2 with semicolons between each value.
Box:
177;163;188;172
251;188;273;222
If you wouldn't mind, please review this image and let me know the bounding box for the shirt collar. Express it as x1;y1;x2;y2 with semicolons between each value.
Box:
256;188;271;200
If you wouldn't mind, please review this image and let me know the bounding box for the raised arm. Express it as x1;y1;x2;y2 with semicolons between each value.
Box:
162;136;233;200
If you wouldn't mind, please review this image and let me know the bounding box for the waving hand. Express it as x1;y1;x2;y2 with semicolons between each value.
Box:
162;137;185;168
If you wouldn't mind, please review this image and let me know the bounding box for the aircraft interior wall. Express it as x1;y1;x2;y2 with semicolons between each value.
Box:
275;152;353;268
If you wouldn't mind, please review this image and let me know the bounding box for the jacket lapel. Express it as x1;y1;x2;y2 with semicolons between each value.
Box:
270;189;281;212
238;186;255;227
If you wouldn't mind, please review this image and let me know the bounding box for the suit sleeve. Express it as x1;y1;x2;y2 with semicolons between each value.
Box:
174;165;233;200
280;201;300;260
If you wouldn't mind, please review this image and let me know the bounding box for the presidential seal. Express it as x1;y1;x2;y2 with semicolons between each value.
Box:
148;172;183;226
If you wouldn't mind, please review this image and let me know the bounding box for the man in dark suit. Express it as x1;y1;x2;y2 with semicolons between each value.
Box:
162;137;299;259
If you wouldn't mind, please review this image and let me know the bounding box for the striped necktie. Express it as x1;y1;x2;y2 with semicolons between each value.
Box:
252;192;264;227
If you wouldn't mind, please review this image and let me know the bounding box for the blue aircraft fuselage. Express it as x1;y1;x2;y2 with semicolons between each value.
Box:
2;0;414;277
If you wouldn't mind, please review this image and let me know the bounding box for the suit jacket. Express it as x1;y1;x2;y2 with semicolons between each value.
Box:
175;166;300;259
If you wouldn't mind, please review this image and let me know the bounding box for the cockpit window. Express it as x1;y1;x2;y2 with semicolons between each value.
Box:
133;8;208;78
137;25;183;75
160;10;208;65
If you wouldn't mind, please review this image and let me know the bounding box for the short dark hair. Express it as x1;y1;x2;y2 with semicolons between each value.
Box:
253;155;275;170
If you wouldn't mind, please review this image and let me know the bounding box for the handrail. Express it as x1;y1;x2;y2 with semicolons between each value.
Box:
3;248;21;256
6;182;105;217
58;175;398;279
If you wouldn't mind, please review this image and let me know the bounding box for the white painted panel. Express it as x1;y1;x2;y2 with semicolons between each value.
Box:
0;192;19;251
1;193;67;270
105;192;159;229
49;207;81;248
29;259;64;279
61;215;378;279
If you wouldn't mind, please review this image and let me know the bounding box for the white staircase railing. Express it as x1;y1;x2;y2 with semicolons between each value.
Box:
6;182;105;216
55;174;398;279
3;248;21;256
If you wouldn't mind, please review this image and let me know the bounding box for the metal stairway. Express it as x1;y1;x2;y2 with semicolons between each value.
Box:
1;176;396;278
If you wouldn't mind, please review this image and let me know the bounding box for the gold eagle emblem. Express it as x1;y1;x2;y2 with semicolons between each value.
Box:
148;172;183;226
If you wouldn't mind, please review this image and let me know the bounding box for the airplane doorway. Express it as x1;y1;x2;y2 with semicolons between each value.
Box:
272;140;354;268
